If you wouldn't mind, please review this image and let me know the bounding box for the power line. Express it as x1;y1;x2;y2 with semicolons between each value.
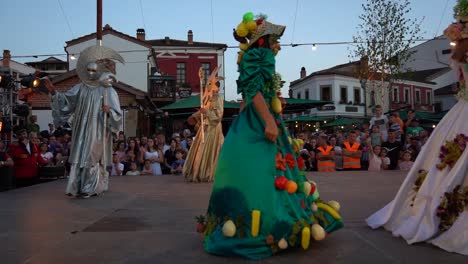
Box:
57;0;75;38
210;0;215;43
139;0;147;29
434;0;450;38
290;0;300;44
0;37;445;59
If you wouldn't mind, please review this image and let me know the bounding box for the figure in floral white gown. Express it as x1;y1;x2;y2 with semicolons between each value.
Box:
366;1;468;255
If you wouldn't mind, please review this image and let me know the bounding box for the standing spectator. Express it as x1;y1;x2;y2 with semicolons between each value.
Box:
0;140;14;191
329;136;343;171
181;129;192;150
114;141;126;162
360;133;370;170
370;125;383;147
388;113;402;142
381;129;402;170
398;151;414;171
341;131;363;170
315;134;335;172
186;137;193;151
48;123;55;137
138;136;148;164
144;138;163;175
404;110;416;131
366;138;383;172
157;133;170;153
163;138;177;174
369;105;389;141
305;137;318;171
9;126;47;185
380;148;391;170
419;130;430;147
27;115;40;134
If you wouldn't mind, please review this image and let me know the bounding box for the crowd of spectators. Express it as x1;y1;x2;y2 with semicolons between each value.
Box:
295;106;429;172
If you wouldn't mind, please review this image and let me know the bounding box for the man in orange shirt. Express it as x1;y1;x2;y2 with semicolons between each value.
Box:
315;133;335;172
341;131;363;170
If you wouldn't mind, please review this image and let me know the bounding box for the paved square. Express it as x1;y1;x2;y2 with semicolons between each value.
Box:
0;171;465;263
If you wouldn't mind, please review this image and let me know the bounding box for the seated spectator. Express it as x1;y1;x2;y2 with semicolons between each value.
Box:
39;143;54;165
141;159;153;175
125;162;140;176
110;153;124;176
123;150;138;175
170;150;185;175
398;151;414;171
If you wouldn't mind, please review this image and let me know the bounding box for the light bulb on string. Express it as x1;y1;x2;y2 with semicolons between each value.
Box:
70;54;76;60
311;44;317;51
450;41;456;46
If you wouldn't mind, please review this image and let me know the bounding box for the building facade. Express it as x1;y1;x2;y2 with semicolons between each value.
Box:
290;64;367;119
65;25;156;93
25;57;67;78
147;30;227;105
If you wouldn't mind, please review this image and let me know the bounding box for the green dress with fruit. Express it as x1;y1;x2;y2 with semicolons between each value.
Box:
199;45;344;259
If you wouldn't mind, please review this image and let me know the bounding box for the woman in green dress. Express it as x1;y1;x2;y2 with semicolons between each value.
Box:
199;13;344;259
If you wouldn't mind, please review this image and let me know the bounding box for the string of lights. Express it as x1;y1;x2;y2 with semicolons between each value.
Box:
0;37;447;59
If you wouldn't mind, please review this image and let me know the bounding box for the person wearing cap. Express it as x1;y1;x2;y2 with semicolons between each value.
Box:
8;126;47;185
315;133;335;172
341;130;363;170
202;13;342;259
406;118;424;138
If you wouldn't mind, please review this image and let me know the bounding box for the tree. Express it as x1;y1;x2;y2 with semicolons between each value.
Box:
350;0;423;113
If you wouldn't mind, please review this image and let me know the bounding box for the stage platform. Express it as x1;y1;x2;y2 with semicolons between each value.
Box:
0;171;465;263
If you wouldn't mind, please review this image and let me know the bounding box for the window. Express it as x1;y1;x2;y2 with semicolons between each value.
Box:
297;92;301;99
176;63;186;84
404;88;410;103
320;85;332;101
370;90;376;106
201;63;211;88
305;89;310;100
426;90;432;105
354;87;361;104
415;89;421;104
442;49;451;55
392;87;399;103
340;86;347;103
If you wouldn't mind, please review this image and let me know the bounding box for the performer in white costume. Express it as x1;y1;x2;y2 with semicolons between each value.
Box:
366;0;468;255
44;46;124;198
